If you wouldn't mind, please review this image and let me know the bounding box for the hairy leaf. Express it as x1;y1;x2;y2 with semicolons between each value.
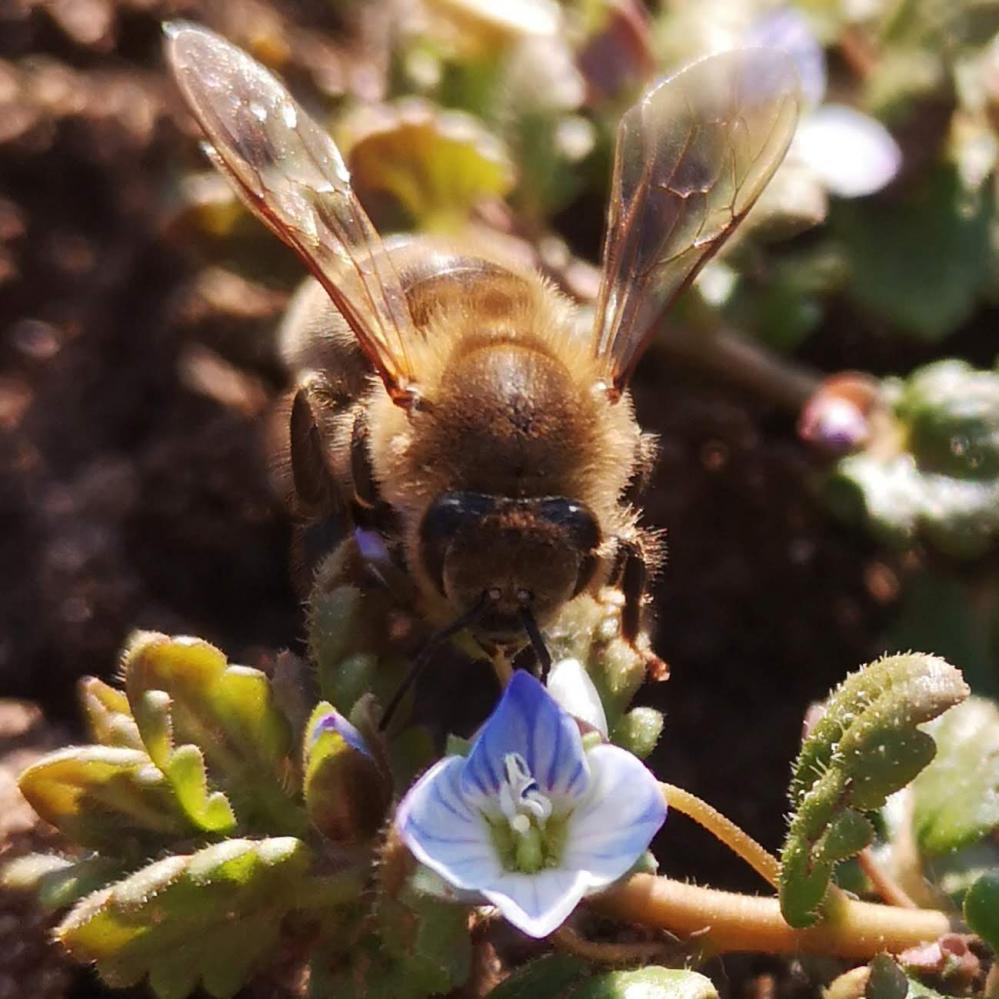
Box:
18;746;190;851
576;968;720;999
122;632;301;833
79;677;143;749
57;837;311;999
780;653;968;927
912;696;999;855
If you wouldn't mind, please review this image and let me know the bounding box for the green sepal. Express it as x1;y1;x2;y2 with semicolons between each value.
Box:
303;701;390;844
79;676;143;749
912;696;999;856
779;653;968;928
17;745;190;851
56;837;311;999
963;870;999;953
122;632;301;833
612;706;664;760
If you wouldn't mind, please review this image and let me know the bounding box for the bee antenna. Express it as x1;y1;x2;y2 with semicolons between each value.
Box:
519;606;552;680
379;594;486;732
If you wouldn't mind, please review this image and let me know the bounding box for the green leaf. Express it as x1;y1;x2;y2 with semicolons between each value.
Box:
963;870;999;952
485;954;589;998
2;853;121;911
340;98;514;231
131;688;236;834
575;968;720;999
122;632;301;833
780;653;969;927
912;697;999;856
834;167;992;340
79;677;143;749
18;746;190;851
57;837;311;999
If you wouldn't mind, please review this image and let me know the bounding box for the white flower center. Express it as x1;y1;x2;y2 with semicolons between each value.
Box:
498;752;552;830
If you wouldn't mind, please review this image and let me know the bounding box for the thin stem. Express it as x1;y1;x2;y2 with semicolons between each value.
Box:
590;875;954;960
659;783;779;889
662;325;819;413
857;848;917;909
552;925;673;964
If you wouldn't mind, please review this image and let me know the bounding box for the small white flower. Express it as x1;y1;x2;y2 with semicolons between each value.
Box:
747;8;901;198
396;671;666;938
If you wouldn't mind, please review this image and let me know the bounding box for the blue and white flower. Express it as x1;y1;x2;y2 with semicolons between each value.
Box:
396;671;666;938
748;7;901;198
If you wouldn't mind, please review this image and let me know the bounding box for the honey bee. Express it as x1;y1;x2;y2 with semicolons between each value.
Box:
165;24;799;696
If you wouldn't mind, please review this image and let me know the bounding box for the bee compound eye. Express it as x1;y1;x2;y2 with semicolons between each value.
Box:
418;491;497;597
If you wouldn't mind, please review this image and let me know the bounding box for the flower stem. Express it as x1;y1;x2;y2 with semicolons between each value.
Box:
659;783;779;888
590;875;954;959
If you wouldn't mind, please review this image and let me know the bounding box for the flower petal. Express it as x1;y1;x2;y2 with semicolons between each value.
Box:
397;756;503;890
795;105;901;198
481;867;589;938
745;7;827;108
310;710;370;757
461;671;589;801
562;744;666;889
546;658;608;737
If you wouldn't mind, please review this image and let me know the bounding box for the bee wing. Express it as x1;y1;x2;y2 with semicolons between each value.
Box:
592;48;800;397
165;23;419;404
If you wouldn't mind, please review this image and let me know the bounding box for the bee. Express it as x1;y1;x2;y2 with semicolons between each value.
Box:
165;24;799;695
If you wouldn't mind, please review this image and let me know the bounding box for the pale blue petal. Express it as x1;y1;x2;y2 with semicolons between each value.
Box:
795;105;901;197
397;757;503;890
562;744;667;890
547;658;608;737
310;710;369;757
481;868;589;938
746;7;827;108
461;671;589;802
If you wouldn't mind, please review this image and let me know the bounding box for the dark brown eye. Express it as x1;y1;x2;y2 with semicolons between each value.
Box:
536;498;601;596
418;492;497;595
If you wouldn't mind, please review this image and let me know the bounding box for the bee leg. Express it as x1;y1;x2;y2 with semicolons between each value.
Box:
289;378;339;514
612;536;648;645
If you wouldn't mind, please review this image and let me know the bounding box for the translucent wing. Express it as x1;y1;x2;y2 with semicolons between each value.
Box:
164;22;419;404
592;48;800;397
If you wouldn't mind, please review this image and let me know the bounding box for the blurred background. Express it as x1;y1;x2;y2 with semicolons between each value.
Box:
2;1;999;989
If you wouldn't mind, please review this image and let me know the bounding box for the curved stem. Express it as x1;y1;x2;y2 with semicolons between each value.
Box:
659;783;779;889
552;925;672;965
590;875;955;960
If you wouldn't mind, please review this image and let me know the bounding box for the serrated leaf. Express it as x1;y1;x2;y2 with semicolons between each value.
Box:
18;746;190;851
123;632;301;833
780;653;968;928
79;677;143;749
131;687;236;834
912;697;999;856
963;870;999;952
57;837;311;999
576;968;720;999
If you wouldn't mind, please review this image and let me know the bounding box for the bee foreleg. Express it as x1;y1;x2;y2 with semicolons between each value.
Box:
611;535;647;645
